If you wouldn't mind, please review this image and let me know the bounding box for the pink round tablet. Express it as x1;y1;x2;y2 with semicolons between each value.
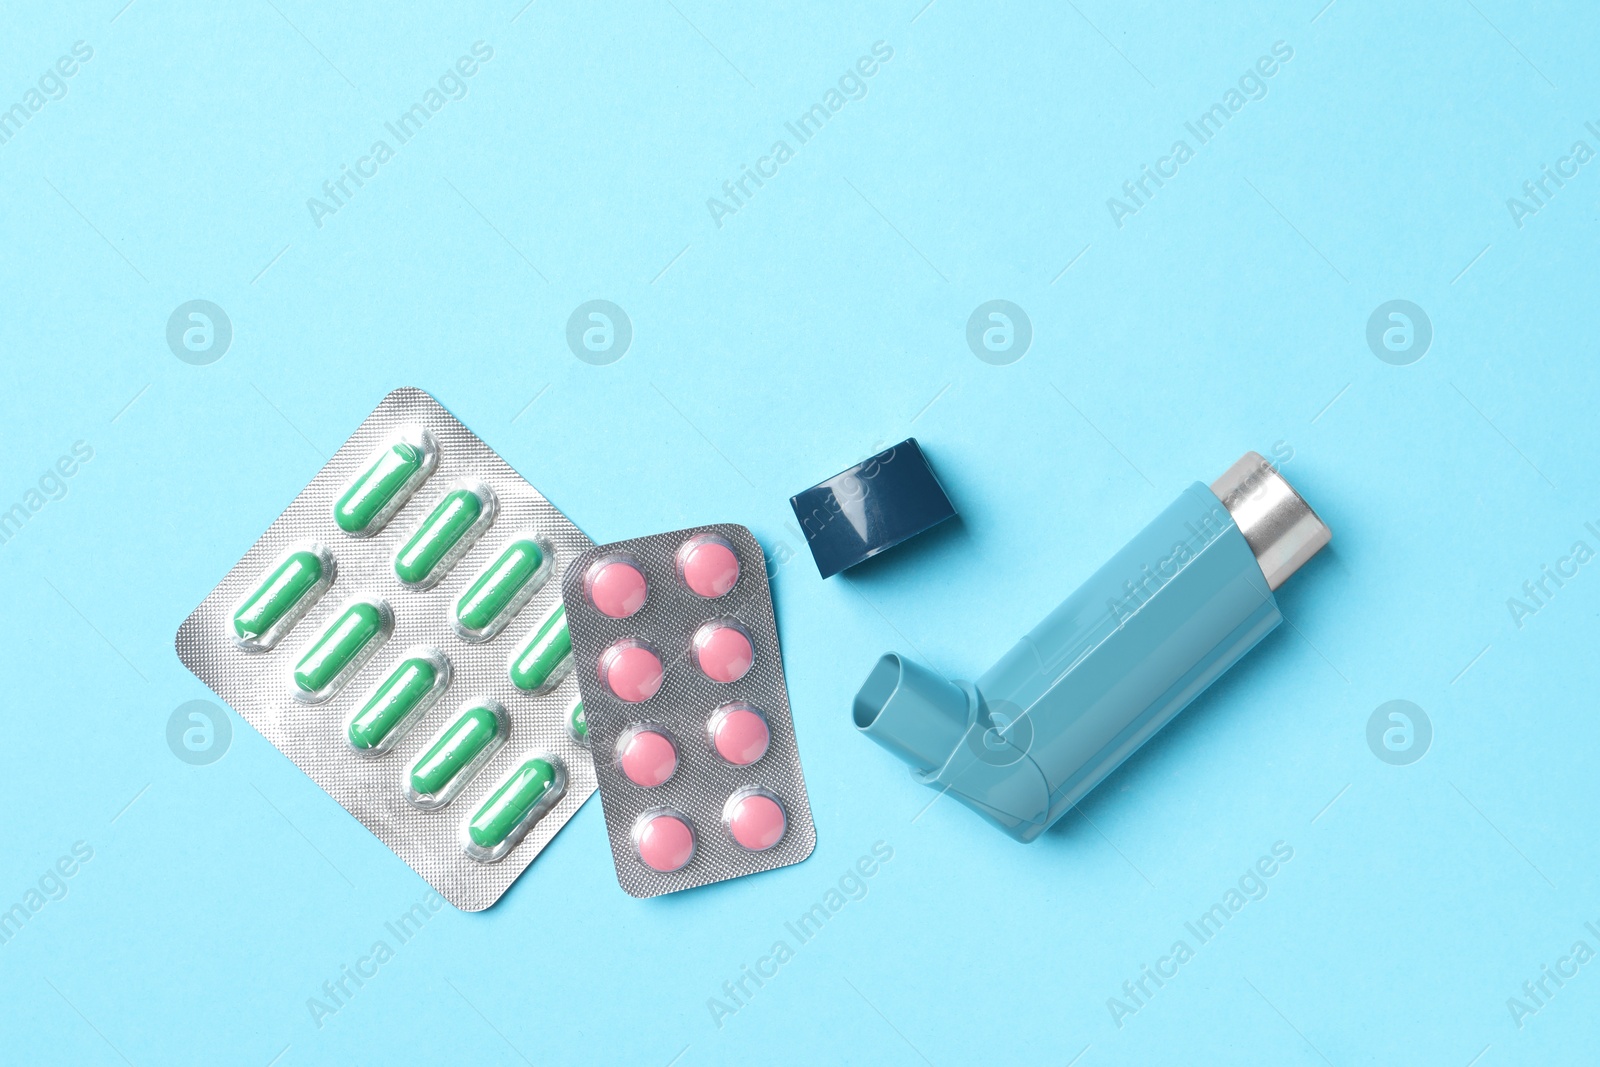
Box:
693;620;753;684
725;792;786;852
678;536;740;598
587;558;648;619
617;728;677;788
599;640;664;703
709;704;770;766
635;811;695;872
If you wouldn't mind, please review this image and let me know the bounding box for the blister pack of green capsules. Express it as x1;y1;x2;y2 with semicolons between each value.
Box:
176;388;595;910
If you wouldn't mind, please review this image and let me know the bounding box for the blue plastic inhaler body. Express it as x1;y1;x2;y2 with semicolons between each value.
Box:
852;452;1331;842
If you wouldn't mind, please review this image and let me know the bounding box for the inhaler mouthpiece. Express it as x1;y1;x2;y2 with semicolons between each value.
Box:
852;653;971;774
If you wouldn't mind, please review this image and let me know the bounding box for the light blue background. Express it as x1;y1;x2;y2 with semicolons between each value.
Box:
2;1;1596;1063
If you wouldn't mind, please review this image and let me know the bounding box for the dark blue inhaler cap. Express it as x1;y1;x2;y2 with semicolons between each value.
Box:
789;438;957;578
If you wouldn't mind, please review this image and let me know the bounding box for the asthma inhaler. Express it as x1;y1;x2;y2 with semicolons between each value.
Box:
852;452;1330;842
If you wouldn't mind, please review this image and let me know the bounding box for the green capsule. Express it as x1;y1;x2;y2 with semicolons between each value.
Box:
568;700;587;743
467;757;562;850
395;488;486;586
508;604;570;692
455;539;545;638
294;601;386;698
411;705;502;800
334;435;431;535
234;548;325;644
348;655;442;751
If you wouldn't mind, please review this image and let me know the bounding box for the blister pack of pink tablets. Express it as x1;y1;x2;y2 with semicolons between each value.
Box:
559;524;817;897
